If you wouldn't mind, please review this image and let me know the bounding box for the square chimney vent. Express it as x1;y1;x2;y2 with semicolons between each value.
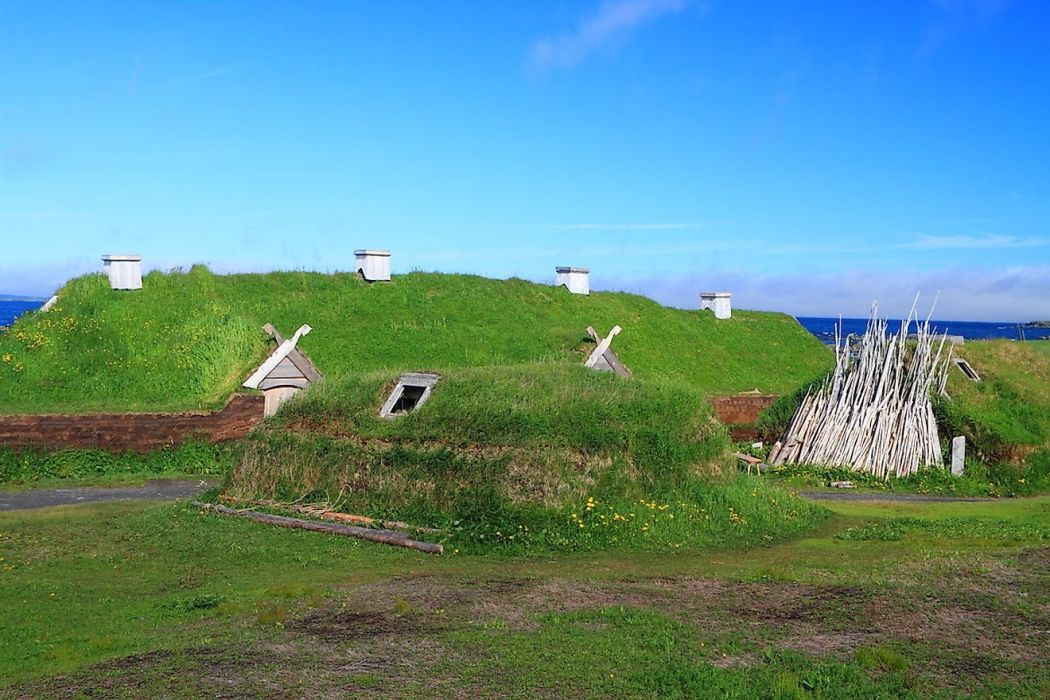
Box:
699;291;732;319
355;249;391;282
380;373;440;418
102;255;143;290
555;266;590;295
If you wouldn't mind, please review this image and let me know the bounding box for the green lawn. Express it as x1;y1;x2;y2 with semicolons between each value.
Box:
2;494;1046;697
0;267;832;413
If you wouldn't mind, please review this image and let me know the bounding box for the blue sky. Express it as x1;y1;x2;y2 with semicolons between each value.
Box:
1;0;1047;320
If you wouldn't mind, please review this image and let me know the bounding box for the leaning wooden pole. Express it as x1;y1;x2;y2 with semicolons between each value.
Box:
193;502;443;555
771;298;951;479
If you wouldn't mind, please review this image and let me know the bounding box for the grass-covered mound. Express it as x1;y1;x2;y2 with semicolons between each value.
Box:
0;265;831;552
938;340;1050;460
227;365;827;553
0;266;831;413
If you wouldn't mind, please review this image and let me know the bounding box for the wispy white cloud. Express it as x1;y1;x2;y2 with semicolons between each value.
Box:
152;64;242;90
896;234;1046;250
553;222;713;231
527;0;692;72
600;264;1050;322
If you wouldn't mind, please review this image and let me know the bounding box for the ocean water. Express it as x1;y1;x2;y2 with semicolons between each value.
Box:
1;299;1047;343
796;316;1050;344
0;300;43;328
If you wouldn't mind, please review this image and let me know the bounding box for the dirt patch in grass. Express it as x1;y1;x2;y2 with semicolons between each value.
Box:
780;632;875;657
11;645;288;699
293;608;451;643
721;584;872;625
10;549;1048;698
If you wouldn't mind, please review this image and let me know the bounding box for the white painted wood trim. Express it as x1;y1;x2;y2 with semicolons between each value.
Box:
584;325;621;368
242;324;313;389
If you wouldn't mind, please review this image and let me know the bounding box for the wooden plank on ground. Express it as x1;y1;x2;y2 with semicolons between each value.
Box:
193;502;443;554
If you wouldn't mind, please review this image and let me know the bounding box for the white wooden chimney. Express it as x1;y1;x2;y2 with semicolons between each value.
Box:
355;249;391;282
555;266;590;295
102;255;143;290
700;291;732;319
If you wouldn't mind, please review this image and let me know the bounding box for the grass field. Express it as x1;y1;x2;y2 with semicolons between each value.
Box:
943;340;1050;456
1;494;1046;698
0;267;832;413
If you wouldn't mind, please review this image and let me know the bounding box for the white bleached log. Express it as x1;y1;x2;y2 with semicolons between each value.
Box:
772;299;951;479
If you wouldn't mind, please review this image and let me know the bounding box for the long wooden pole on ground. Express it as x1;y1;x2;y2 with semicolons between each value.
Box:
193;502;444;554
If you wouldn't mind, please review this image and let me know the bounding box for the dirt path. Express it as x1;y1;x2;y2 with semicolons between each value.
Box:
800;490;994;503
0;478;217;511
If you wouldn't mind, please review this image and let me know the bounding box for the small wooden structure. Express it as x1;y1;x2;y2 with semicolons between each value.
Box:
584;326;631;377
102;254;142;290
355;249;391;282
699;291;731;319
242;323;323;416
556;266;590;295
770;302;951;479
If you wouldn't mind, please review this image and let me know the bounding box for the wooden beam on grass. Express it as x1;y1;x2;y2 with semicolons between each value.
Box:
218;494;443;535
193;502;443;555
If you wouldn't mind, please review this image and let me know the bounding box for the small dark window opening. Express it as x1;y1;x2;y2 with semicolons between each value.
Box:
380;373;440;418
954;358;980;382
391;385;427;414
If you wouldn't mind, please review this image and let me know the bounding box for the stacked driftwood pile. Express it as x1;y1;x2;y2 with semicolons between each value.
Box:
770;302;952;479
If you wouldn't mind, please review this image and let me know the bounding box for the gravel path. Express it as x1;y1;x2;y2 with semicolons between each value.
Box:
0;479;217;511
800;490;994;503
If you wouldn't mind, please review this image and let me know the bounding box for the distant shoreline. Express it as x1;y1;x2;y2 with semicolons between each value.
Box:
0;295;48;303
795;316;1050;343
